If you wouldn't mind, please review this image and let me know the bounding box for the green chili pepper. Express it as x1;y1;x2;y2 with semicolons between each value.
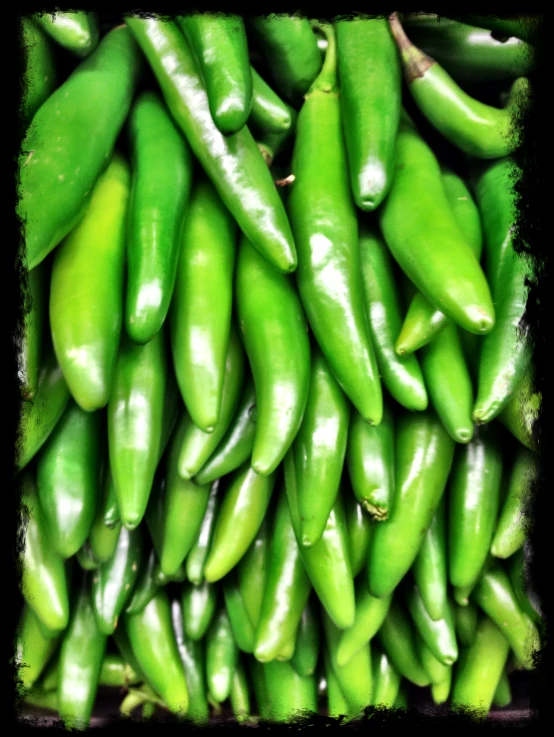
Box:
171;598;209;723
19;26;141;271
336;579;391;668
412;498;448;621
194;381;257;485
35;11;99;57
368;410;455;599
89;470;122;564
254;490;311;662
442;14;539;44
377;600;431;687
16;606;60;691
223;572;256;655
431;668;452;705
16;349;70;472
389;14;529;159
454;601;479;646
248;15;322;105
249;659;270;720
125;589;189;715
45;652;142;691
185;480;220;585
406;586;458;666
125;548;160;616
448;425;504;589
20;472;69;634
170;179;237;434
178;14;252;135
491;447;536;558
370;646;402;708
472;157;532;423
77;541;100;571
378;120;495;336
294;351;350;547
345;496;373;579
181;581;217;641
285;450;356;630
359;224;428;411
473;564;540;670
493;668;512;707
236;234;310;475
108;330;168;531
249;66;293;133
498;366;540;452
57;576;107;729
125;16;296;273
262;659;318;722
451;616;510;718
346;403;395;521
206;606;238;704
230;658;251;723
288;24;382;426
325;651;352;718
204;462;276;582
92;526;143;635
103;472;121;529
415;633;451;686
236;518;270;633
21;18;58;126
290;599;320;678
336;17;401;210
508;549;542;625
255;112;297;167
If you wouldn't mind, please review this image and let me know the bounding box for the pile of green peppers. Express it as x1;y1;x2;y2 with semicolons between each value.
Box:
16;10;543;728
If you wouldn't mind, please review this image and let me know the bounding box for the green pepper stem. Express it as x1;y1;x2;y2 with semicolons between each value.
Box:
308;21;337;93
389;12;434;83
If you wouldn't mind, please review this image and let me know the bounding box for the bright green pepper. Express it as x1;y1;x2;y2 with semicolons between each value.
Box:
42;652;141;691
204;463;276;582
344;495;373;579
454;601;479;646
206;606;238;704
57;576;107;729
108;329;168;531
324;612;372;716
236;234;310;475
36;400;102;558
346;403;395;521
181;580;217;641
377;600;431;687
508;549;542;625
294;351;350;547
254;490;311;662
431;669;452;705
125;16;296;273
21;18;58;126
288;24;382;426
336;17;401;210
368;410;455;599
249;66;293;134
230;658;251;723
16;606;60;692
416;633;451;686
19;26;141;271
291;599;320;677
35;11;99;57
493;668;512;708
178;14;252;135
171;597;209;723
491;447;536;558
406;586;458;666
370;646;402;708
223;572;256;655
77;541;100;571
412;498;448;621
498;365;540;452
89;470;122;564
20;472;69;634
125;547;160;617
249;659;270;720
325;651;352;718
336;578;391;668
262;659;318;722
186;480;221;585
236;518;270;633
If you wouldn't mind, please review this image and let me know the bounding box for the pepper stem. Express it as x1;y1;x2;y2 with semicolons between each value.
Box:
308;20;337;94
389;12;434;83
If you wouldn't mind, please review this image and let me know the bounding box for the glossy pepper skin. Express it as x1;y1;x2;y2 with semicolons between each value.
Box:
178;328;245;479
448;425;503;589
247;15;322;105
291;600;320;677
21;18;57;130
412;498;448;621
125;16;296;274
236;235;310;475
19;26;141;271
378;120;494;336
347;403;395;521
89;470;122;564
262;660;318;722
194;380;257;485
378;600;431;687
223;572;256;654
336;579;391;668
416;634;451;686
35;11;99;57
125;547;160;616
344;495;373;578
49;153;130;412
57;576;107;729
473;564;540;670
107;329;168;531
336;18;401;210
454;601;479;646
170;177;236;433
203;463;276;582
20;472;69;634
171;598;210;723
236;518;270;633
181;581;217;641
472;157;532;423
498;366;540;452
230;659;251;723
126;91;193;344
396;167;484;355
285;450;356;630
125;589;190;715
359;224;428;412
406;586;458;666
294;351;350;547
440;15;538;47
371;647;402;707
389;14;529;159
254;490;311;662
288;25;382;426
491;447;536;558
178;14;252;136
17;349;70;471
451;616;510;717
368;410;455;599
16;606;59;691
206;607;238;704
186;480;220;585
249;66;293;134
92;526;143;635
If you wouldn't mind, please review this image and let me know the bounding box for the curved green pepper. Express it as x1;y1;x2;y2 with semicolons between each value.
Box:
36;400;102;558
288;25;382;426
35;11;99;57
368;410;455;599
77;541;100;571
294;351;350;547
262;659;318;722
236;234;310;475
508;549;542;625
377;600;431;687
89;470;122;564
345;495;373;579
493;669;512;708
19;26;141;270
336;17;401;210
498;365;540;452
16;606;59;691
206;606;238;704
406;586;458;666
412;498;448;621
171;598;209;723
236;518;270;633
325;651;352;718
336;579;391;668
370;646;402;708
454;601;479;646
125;547;160;616
181;580;217;641
249;66;293;133
223;572;256;654
125;16;296;273
230;658;251;723
291;599;320;677
416;633;451;686
491;447;536;558
21;18;58;126
186;480;221;585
